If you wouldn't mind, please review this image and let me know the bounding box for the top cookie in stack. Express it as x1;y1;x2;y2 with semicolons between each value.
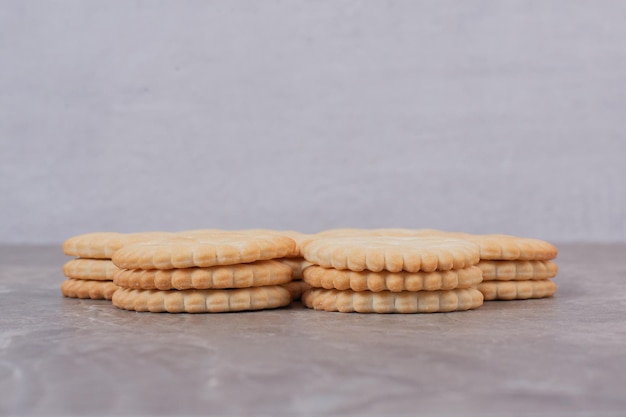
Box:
301;235;484;313
111;231;298;313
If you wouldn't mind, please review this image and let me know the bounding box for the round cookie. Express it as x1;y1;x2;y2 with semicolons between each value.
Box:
112;286;291;313
478;260;558;281
303;236;479;273
63;259;119;281
62;231;174;259
309;229;558;261
477;279;557;301
112;233;298;270
61;278;119;300
450;234;557;261
113;260;292;290
302;287;484;313
303;265;482;292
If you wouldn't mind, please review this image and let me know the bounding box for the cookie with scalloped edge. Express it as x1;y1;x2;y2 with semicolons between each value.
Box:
113;233;298;270
477;279;557;300
302;287;483;313
113;260;292;290
60;278;119;300
303;236;479;273
478;260;558;281
448;233;557;261
303;265;482;292
62;231;175;259
63;259;119;281
309;229;557;262
112;286;291;313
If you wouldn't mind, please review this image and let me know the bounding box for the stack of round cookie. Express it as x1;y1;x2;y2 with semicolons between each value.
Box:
301;236;484;313
463;234;558;301
111;232;298;313
61;232;166;301
311;229;559;301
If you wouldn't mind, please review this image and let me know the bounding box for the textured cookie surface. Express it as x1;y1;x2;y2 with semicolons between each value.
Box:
311;229;557;261
113;260;292;290
302;287;484;313
62;232;174;259
451;234;558;261
281;281;312;301
112;233;298;269
63;259;119;281
60;278;119;300
303;265;482;292
278;257;312;280
112;286;291;313
478;260;558;281
303;236;479;273
237;230;309;256
477;279;557;300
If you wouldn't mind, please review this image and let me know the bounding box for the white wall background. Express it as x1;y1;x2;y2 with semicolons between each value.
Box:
1;0;625;244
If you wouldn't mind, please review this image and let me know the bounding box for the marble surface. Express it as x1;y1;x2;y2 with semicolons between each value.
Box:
1;244;625;416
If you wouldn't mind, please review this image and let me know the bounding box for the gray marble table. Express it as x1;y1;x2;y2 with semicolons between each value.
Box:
1;244;625;416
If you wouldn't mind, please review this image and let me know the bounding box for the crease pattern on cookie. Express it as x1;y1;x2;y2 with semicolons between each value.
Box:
303;237;480;273
112;286;291;313
63;259;120;281
61;278;119;300
477;279;557;301
303;265;483;292
112;235;298;269
302;288;483;313
113;260;293;290
478;260;558;281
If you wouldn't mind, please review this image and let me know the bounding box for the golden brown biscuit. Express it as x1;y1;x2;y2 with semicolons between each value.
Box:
303;265;482;292
60;278;119;300
478;260;558;281
450;234;557;261
237;230;309;256
302;287;483;313
309;229;557;261
303;236;479;273
112;286;291;313
113;260;292;290
477;279;557;300
63;259;119;281
112;233;298;270
62;232;175;259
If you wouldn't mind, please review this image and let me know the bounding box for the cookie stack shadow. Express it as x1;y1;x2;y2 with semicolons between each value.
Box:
110;232;299;313
300;236;485;313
